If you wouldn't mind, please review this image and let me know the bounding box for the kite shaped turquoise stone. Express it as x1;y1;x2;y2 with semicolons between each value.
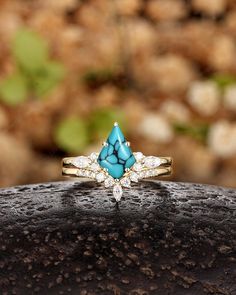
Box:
97;124;136;179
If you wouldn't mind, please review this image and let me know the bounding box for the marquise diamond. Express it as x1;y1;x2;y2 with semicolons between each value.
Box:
72;156;91;168
144;157;161;168
113;184;123;201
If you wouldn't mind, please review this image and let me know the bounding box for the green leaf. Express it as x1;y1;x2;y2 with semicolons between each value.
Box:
0;74;28;106
33;61;65;97
89;108;126;140
13;28;49;73
54;117;89;153
211;74;236;90
173;122;209;143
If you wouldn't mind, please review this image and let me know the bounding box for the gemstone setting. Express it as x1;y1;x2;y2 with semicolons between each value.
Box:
96;172;106;183
65;123;170;202
113;184;123;201
97;124;136;179
72;156;90;168
104;177;115;188
144;156;161;168
120;177;131;188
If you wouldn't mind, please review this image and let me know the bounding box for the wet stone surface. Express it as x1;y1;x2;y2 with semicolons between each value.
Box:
0;180;236;295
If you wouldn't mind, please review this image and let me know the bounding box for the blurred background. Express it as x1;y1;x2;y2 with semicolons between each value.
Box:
0;0;236;188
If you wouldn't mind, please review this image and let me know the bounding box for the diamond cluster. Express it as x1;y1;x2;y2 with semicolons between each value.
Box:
70;152;163;202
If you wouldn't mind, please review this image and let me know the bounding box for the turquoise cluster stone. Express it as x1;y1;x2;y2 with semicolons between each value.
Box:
97;124;136;179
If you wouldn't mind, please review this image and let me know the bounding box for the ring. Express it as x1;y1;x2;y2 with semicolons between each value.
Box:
62;122;173;201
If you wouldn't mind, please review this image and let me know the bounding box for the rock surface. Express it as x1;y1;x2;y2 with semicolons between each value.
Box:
0;180;235;295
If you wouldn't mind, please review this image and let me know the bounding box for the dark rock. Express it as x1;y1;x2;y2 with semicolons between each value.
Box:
0;180;235;295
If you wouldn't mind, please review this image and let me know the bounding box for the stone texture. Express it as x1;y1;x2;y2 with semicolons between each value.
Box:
98;125;136;179
0;180;235;294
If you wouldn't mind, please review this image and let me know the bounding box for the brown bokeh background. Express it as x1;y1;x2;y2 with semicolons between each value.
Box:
0;0;236;188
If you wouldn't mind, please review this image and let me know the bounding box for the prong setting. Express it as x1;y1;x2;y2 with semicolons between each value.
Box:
63;153;172;202
63;124;172;202
102;168;109;174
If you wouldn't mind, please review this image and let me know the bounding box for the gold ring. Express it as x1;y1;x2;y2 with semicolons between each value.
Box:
62;122;173;202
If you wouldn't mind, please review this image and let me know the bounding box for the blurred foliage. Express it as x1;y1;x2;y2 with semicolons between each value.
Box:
211;74;236;90
0;28;65;105
89;107;126;140
54;108;126;154
13;29;49;73
32;61;65;97
173;122;209;143
0;74;28;105
54;117;89;154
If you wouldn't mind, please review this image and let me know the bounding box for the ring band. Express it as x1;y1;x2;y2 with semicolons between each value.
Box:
62;166;172;178
63;156;172;167
62;122;173;201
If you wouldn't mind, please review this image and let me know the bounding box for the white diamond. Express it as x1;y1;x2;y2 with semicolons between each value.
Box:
134;152;144;161
91;162;100;171
84;171;95;178
79;170;87;177
148;170;154;177
113;184;123;201
152;170;157;176
84;171;91;177
72;156;90;168
144;156;161;168
138;171;145;178
90;172;96;178
76;170;83;176
120;177;131;188
133;162;143;171
90;152;98;161
129;172;139;182
96;172;105;183
104;177;115;188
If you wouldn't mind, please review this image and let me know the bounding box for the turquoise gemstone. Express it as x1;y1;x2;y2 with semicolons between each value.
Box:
97;124;136;179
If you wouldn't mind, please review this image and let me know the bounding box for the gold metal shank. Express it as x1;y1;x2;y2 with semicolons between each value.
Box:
62;166;172;178
62;156;173;168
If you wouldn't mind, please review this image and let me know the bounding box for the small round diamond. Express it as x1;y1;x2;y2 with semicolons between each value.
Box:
144;157;161;168
85;170;96;178
147;170;154;177
120;177;131;188
138;171;146;178
104;177;115;188
90;172;96;178
129;172;139;182
72;156;91;168
134;152;144;161
76;170;83;176
90;152;98;161
91;162;100;171
96;172;105;183
133;162;143;172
